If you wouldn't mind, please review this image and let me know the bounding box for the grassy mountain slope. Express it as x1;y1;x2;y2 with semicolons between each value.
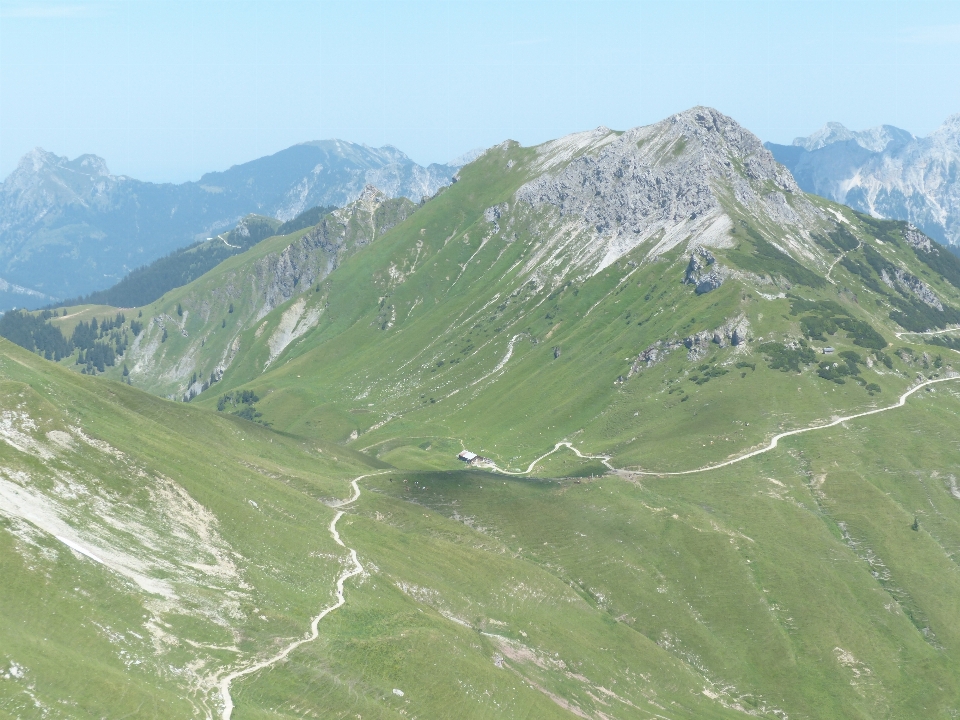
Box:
0;336;762;720
35;189;415;400
5;108;960;719
185;112;960;473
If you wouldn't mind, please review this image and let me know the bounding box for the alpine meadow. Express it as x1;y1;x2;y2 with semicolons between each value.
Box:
4;105;960;720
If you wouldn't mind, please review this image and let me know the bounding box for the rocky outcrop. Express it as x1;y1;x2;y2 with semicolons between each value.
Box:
629;340;683;375
879;266;944;310
683;246;726;294
483;203;509;234
903;224;935;252
682;315;750;361
255;186;416;318
629;315;750;373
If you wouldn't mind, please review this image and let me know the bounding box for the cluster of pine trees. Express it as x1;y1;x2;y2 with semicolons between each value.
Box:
73;313;129;373
0;309;137;374
0;310;72;360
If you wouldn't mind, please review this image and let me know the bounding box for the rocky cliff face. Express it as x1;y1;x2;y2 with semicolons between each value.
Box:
767;115;960;248
0;141;467;309
255;186;415;319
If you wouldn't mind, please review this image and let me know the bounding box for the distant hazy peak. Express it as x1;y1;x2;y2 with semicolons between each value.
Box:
294;139;412;165
792;122;914;153
931;113;960;141
3;147;113;188
792;122;855;151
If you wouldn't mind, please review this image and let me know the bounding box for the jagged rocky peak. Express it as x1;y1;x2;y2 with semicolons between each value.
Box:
327;184;389;224
356;183;388;206
515;106;810;273
930;113;960;145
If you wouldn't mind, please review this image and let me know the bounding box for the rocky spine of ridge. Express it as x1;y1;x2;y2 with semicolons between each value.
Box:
513;107;823;280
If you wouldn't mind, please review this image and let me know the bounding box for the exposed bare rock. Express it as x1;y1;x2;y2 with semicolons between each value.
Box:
904;224;935;252
694;271;724;295
769;114;960;247
684;247;716;282
515;107;818;278
629;340;683;375
484;203;508;234
684;246;726;294
683;315;750;360
629;314;750;373
880;267;944;310
256;186;416;319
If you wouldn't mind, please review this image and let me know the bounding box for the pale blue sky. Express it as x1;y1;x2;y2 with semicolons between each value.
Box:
1;0;959;182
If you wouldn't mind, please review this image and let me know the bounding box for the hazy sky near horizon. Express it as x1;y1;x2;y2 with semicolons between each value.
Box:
2;0;959;182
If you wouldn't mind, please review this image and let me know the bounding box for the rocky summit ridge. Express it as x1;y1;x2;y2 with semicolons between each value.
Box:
513;106;821;282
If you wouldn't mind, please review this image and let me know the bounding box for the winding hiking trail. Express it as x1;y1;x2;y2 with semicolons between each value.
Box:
825;240;862;284
216;471;387;720
489;441;614;476
491;374;960;479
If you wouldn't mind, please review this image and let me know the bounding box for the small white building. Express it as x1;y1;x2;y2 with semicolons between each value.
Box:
822;347;835;354
458;450;478;462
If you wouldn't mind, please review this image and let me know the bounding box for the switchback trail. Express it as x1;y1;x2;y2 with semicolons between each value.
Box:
492;375;960;479
488;441;614;476
216;471;387;720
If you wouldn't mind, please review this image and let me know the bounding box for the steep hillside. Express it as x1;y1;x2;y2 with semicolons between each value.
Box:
0;141;468;309
93;186;418;399
767;114;960;248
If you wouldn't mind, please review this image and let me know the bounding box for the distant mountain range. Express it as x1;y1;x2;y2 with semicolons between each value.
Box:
0;141;476;310
766;114;960;249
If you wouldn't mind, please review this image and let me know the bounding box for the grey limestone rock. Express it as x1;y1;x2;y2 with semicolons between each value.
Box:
684;246;725;294
904;224;935;252
880;266;944;310
629;314;750;373
695;271;724;295
516;107;805;271
254;186;415;319
684;246;715;282
768;114;960;247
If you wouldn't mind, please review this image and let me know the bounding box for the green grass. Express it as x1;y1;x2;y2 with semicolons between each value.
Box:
6;128;960;719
